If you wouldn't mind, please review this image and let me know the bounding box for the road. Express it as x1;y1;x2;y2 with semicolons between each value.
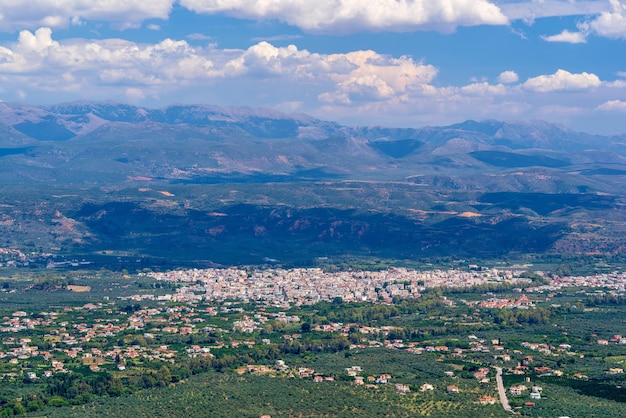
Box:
494;366;514;413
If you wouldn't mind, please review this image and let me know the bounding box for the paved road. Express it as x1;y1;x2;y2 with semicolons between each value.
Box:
494;366;514;413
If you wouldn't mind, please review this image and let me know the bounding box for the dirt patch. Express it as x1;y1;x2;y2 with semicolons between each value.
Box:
67;285;91;293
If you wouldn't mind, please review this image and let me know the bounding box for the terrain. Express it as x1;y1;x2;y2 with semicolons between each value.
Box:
1;101;626;267
0;265;624;417
1;103;626;417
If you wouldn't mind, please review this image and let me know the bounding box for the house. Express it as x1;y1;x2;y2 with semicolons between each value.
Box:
446;385;459;393
395;383;411;393
530;392;541;400
345;365;362;376
376;374;391;384
298;367;314;378
420;383;434;392
510;385;527;396
275;360;288;371
479;395;497;405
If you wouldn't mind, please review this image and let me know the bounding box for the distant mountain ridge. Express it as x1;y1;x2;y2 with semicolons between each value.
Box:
0;101;342;141
1;101;625;191
0;100;621;145
1;102;626;265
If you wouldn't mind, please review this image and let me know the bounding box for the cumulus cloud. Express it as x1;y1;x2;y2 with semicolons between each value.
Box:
541;29;587;43
0;28;217;88
0;1;174;31
501;1;626;42
597;99;626;111
0;27;437;107
587;0;626;39
497;70;519;84
317;50;437;104
179;0;509;34
523;69;601;92
2;26;626;133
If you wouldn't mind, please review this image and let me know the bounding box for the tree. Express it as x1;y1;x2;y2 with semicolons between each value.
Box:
156;366;172;386
300;321;311;333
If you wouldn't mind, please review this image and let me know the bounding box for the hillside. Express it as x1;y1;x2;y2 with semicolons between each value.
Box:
1;102;625;266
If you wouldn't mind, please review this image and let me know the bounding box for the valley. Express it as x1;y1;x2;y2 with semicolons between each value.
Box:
1;102;626;416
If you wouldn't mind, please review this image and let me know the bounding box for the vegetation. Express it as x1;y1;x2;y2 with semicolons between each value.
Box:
0;266;621;416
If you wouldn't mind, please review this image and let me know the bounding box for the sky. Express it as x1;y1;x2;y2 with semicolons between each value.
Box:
0;1;625;134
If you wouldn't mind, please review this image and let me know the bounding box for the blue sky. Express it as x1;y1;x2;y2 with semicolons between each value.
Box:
0;1;625;134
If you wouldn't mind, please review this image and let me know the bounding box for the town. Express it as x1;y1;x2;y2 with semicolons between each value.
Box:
0;264;625;416
145;266;531;305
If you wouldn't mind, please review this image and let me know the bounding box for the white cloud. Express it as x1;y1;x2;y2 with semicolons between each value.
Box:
186;33;213;41
221;42;438;105
606;79;626;88
0;1;174;31
2;27;626;134
587;0;626;39
0;27;437;107
470;76;488;83
125;87;146;101
523;69;601;92
147;24;161;31
19;27;59;53
541;29;587;43
500;1;626;42
251;34;303;42
460;82;507;96
497;70;519;84
497;0;608;21
179;0;509;34
316;49;437;104
597;99;626;111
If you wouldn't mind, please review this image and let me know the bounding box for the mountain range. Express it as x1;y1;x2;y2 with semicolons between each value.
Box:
1;102;625;266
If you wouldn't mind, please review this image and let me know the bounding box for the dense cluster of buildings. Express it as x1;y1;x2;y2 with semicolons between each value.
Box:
147;267;526;305
526;271;626;292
